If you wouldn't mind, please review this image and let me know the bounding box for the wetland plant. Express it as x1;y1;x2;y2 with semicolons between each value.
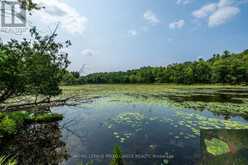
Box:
0;156;16;165
110;145;124;165
0;111;63;137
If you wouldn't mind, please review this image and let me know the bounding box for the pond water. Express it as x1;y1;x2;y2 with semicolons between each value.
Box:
1;91;248;165
51;94;248;165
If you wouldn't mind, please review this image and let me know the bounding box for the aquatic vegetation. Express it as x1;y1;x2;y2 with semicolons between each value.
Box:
204;138;230;156
202;129;248;155
105;99;248;144
3;84;248;118
107;112;147;143
111;130;133;143
174;136;180;139
162;159;169;165
175;111;248;137
1;85;247;164
0;155;16;165
110;145;124;165
113;112;145;128
177;101;248;117
201;130;248;164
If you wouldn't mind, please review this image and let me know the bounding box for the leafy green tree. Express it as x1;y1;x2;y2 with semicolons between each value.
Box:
0;27;70;103
71;71;80;79
193;60;212;83
0;42;27;102
75;49;248;85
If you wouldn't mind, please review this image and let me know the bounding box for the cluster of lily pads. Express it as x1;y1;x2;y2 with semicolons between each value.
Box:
107;112;146;143
112;132;132;143
99;92;248;119
113;112;145;129
105;105;248;144
174;111;248;138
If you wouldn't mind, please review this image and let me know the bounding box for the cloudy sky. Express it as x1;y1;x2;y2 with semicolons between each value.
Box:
1;0;248;74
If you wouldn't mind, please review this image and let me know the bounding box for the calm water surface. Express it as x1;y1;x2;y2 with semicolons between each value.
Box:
1;93;248;165
51;95;248;165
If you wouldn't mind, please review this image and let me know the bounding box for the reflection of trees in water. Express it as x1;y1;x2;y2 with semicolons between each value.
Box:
1;123;69;165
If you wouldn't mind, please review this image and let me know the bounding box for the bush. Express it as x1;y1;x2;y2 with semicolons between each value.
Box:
7;111;30;126
0;112;4;120
0;111;63;137
29;113;63;123
0;117;17;136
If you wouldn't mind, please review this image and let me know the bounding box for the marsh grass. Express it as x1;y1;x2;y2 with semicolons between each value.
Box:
0;156;16;165
2;84;247;117
59;84;248;117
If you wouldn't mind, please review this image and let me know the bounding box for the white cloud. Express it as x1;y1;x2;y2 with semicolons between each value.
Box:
176;0;194;5
218;0;234;7
81;49;96;57
192;3;217;18
128;30;137;36
169;20;185;29
208;6;239;27
192;0;243;27
144;10;160;25
32;0;88;34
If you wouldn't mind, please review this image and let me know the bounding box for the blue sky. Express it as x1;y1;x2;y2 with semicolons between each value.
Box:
1;0;248;74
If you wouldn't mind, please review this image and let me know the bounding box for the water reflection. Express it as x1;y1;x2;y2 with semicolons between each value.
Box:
168;94;244;103
0;91;247;165
0;122;68;165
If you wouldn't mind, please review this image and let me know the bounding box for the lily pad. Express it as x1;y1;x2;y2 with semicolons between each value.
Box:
204;138;230;156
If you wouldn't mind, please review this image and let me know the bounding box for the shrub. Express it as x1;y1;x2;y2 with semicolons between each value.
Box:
7;111;30;126
0;117;17;136
0;112;4;120
30;113;63;123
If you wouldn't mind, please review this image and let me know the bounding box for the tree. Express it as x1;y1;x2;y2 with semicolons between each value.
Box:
193;60;212;83
71;71;80;79
0;41;27;102
18;0;40;11
74;49;248;85
0;27;70;103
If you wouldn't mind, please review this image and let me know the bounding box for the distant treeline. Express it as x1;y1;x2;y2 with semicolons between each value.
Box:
63;49;248;85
